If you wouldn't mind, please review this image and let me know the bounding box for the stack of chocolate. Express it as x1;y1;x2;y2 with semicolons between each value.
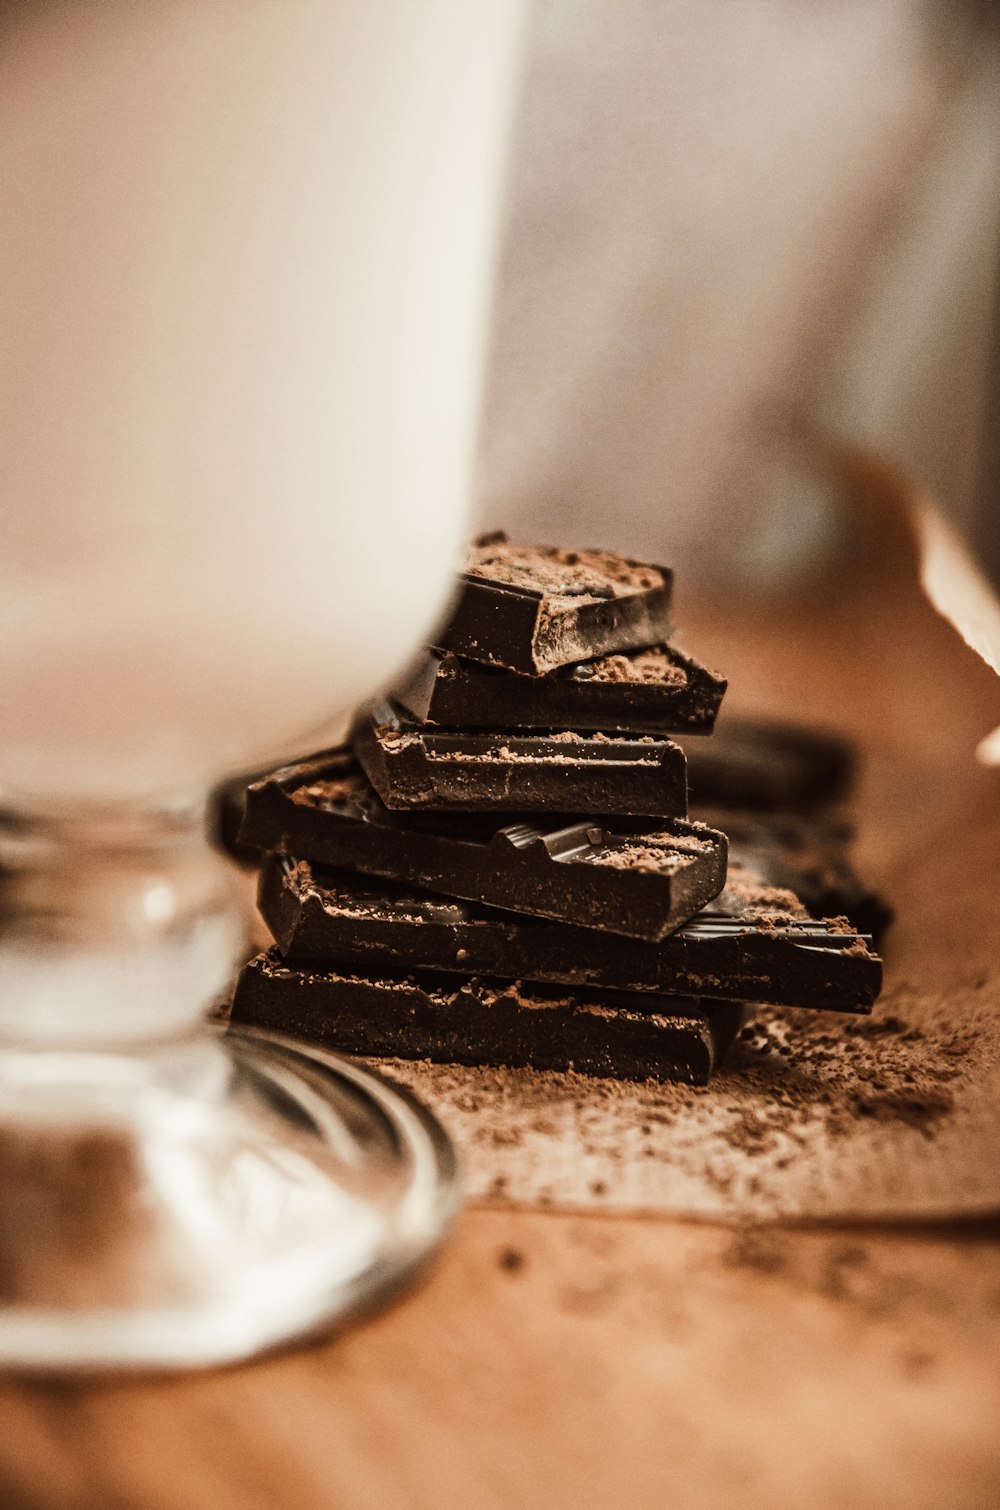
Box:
229;537;883;1085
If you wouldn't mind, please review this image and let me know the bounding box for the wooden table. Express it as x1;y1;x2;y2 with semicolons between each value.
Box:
0;1212;998;1510
1;457;998;1509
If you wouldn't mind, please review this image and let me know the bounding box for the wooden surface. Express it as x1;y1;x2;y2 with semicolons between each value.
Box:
0;1213;999;1510
1;458;999;1509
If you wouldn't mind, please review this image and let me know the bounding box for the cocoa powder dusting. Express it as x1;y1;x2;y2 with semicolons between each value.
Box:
292;776;366;807
464;539;663;600
721;864;806;917
589;844;686;873
376;984;991;1222
576;647;688;686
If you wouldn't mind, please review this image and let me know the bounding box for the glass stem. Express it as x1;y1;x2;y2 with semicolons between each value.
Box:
0;802;245;1050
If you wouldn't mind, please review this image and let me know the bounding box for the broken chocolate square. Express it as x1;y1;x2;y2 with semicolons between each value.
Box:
351;699;688;817
435;535;672;674
230;950;745;1085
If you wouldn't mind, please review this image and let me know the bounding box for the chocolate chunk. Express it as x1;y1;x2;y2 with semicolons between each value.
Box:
680;719;854;811
435;537;672;674
351;700;688;816
258;855;881;1013
239;750;727;940
395;644;726;735
210;771;258;867
230;950;746;1085
698;807;893;945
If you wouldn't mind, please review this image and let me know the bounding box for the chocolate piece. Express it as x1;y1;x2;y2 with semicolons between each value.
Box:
395;644;726;735
698;807;893;945
435;536;672;674
351;700;688;816
681;719;854;811
230;950;745;1084
210;772;258;867
239;751;727;940
259;855;880;1013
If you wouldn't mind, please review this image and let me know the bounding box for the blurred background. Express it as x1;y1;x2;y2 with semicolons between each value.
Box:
475;0;1000;594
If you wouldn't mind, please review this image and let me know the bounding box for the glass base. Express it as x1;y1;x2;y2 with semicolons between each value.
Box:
0;1027;458;1372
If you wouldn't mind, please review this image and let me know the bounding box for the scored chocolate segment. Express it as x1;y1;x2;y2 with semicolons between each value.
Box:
239;750;727;940
699;807;893;945
351;700;689;817
230;950;746;1085
258;855;880;1013
435;537;673;675
395;644;726;735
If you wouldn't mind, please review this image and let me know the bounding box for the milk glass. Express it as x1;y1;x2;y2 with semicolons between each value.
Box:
0;0;524;1369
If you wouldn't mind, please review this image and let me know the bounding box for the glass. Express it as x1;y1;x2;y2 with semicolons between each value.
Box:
0;0;524;1369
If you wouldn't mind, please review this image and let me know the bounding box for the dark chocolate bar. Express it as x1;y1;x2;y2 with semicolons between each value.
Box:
230;950;745;1085
258;855;880;1013
435;535;672;674
697;807;893;945
395;644;726;735
351;700;688;816
239;751;727;940
681;719;854;811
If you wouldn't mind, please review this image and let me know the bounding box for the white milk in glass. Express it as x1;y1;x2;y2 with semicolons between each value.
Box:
0;0;523;804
